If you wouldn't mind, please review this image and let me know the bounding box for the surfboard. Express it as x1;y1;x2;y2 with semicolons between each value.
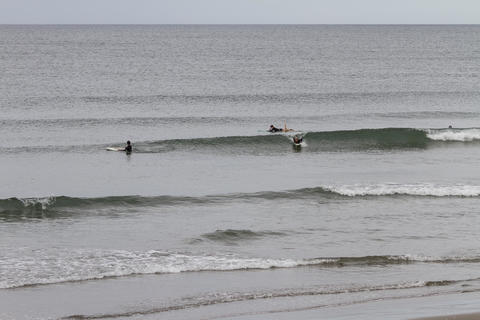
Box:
106;147;124;151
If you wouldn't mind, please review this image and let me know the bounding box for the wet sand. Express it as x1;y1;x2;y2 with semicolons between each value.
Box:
412;313;480;320
1;269;480;320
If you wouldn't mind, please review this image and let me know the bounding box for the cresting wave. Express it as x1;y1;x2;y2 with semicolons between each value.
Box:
0;250;316;289
3;127;480;154
425;128;480;141
2;249;480;289
134;127;480;153
3;183;480;218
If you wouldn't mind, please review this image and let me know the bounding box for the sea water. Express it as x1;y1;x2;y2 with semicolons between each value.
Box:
1;25;480;319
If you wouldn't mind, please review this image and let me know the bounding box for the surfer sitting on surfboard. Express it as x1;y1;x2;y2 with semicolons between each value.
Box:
124;140;132;153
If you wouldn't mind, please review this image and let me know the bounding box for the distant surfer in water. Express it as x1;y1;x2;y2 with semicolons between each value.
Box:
124;140;132;153
268;124;282;132
268;122;293;133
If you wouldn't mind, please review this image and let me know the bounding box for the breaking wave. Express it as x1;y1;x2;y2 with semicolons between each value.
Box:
3;183;480;220
426;128;480;141
123;127;480;154
4;127;480;155
135;128;433;153
2;249;480;289
323;183;480;197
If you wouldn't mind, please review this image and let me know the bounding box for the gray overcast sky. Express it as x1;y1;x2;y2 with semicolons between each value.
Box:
0;0;479;24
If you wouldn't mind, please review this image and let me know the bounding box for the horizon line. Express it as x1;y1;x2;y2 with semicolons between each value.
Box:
1;23;480;26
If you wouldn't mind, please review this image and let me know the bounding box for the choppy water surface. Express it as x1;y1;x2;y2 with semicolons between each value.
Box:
1;25;480;320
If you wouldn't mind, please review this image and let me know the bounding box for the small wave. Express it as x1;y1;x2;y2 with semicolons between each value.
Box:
2;183;480;220
0;250;323;289
424;280;457;287
3;250;480;289
311;254;480;267
0;195;208;221
196;229;287;244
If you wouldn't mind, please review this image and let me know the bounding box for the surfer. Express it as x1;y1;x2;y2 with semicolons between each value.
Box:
268;124;282;132
268;122;294;133
124;140;132;153
293;135;303;144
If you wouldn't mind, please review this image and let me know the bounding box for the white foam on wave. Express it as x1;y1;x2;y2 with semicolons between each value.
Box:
325;183;480;197
426;128;480;142
19;197;56;210
0;248;329;289
1;247;476;289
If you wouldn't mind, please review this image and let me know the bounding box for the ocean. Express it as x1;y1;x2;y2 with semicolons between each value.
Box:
1;25;480;320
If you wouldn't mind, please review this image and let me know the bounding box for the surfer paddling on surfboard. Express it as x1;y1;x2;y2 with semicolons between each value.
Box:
268;121;294;133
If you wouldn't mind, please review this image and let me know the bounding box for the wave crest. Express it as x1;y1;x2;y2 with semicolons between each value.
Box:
134;127;480;154
426;128;480;142
4;127;480;155
3;250;480;289
324;183;480;197
3;183;480;220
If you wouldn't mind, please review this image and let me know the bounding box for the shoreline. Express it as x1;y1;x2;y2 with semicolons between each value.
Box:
412;313;480;320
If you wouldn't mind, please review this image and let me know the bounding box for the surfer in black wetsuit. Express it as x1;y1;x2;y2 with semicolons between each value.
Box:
293;135;303;144
269;122;294;133
269;124;282;132
124;140;132;153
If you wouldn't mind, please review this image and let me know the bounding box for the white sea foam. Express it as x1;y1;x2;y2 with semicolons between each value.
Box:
1;248;475;289
0;248;328;289
325;183;480;197
426;128;480;142
18;197;56;210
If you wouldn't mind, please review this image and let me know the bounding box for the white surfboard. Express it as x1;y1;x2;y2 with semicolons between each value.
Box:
106;147;124;151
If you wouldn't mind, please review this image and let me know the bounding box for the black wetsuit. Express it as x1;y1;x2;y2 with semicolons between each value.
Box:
269;127;282;133
125;145;132;153
293;136;303;144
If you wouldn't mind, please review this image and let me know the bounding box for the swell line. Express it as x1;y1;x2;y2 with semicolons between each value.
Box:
3;127;480;155
2;183;480;220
